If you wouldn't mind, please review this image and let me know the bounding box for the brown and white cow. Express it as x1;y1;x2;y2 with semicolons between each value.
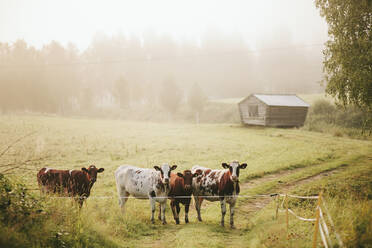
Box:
37;165;104;207
115;163;177;224
167;170;198;224
191;160;247;228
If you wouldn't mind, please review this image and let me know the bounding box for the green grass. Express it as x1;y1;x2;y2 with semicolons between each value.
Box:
0;114;371;247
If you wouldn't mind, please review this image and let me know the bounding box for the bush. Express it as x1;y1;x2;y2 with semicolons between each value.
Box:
0;174;44;230
304;99;370;138
0;174;47;247
0;174;122;248
311;99;336;116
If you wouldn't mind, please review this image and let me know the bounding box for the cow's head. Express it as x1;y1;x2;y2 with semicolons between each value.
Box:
177;170;198;193
221;160;247;183
154;163;177;185
81;165;104;184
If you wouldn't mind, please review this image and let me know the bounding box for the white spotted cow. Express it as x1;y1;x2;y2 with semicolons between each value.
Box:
115;163;177;224
191;160;247;228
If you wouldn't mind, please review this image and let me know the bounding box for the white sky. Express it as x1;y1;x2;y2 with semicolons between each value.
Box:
0;0;328;51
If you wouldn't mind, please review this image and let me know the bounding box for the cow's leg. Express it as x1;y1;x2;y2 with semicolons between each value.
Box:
39;184;46;196
194;196;203;222
118;189;129;215
175;202;180;222
161;201;167;225
150;198;156;224
78;197;84;208
170;200;179;224
158;203;162;221
185;201;190;223
220;197;227;227
229;201;236;229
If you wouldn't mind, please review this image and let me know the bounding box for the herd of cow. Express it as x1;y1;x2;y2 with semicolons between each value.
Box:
37;160;247;228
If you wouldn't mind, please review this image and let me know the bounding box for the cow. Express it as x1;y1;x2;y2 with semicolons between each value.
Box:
191;160;247;228
115;163;177;224
167;170;198;224
37;165;104;207
37;168;71;194
68;165;104;207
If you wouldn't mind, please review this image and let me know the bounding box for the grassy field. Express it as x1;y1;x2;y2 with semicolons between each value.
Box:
0;114;371;247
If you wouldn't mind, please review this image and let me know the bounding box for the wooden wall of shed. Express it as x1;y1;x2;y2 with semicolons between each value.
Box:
238;96;267;125
265;106;308;127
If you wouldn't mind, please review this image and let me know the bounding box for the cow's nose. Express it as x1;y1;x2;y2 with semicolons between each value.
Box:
232;176;238;182
164;178;169;184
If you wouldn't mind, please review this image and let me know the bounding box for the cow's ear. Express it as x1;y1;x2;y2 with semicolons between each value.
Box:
97;168;104;173
81;167;88;173
177;172;183;178
193;172;199;177
171;165;177;170
221;163;229;169
154;166;161;171
239;163;247;169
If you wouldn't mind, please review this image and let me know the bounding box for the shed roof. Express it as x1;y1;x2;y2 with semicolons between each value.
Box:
240;94;310;107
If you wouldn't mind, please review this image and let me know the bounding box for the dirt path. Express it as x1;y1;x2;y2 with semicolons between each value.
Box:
237;165;345;215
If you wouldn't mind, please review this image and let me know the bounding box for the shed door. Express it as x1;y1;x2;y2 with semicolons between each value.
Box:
248;105;258;117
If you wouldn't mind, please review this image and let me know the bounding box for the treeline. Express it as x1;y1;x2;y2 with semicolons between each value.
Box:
0;30;324;115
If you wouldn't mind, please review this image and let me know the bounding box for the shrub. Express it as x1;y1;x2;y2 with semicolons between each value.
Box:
0;174;44;230
311;99;336;116
304;99;371;138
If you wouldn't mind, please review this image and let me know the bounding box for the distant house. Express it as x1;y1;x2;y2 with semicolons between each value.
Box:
238;94;310;127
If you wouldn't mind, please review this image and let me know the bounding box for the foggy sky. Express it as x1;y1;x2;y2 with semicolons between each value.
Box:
0;0;328;50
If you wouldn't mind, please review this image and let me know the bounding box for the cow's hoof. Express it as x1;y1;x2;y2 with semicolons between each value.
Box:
197;217;203;222
185;218;189;223
230;225;236;229
175;218;180;224
158;216;162;221
220;222;225;227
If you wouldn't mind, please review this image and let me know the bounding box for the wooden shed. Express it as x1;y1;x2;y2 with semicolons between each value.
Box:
238;94;309;127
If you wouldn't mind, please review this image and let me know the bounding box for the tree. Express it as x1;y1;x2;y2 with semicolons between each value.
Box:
80;87;94;113
159;77;183;116
114;76;131;108
315;1;372;122
188;83;207;123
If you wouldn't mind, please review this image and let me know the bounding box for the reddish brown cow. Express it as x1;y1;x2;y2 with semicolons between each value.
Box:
37;168;71;194
68;165;104;207
167;170;198;224
37;165;104;207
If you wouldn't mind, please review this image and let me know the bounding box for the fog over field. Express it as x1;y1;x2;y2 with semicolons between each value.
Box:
0;1;371;247
0;0;328;115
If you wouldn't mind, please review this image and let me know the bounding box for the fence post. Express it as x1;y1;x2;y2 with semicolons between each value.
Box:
312;191;323;248
285;194;289;239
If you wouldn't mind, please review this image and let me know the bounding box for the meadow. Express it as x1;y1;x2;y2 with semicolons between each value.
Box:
0;114;371;247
